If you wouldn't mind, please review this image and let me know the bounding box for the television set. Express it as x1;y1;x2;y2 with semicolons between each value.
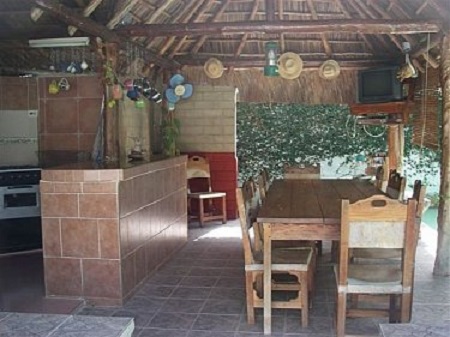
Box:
357;66;403;103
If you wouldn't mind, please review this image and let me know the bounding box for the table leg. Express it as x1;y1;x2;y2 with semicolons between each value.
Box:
263;223;271;335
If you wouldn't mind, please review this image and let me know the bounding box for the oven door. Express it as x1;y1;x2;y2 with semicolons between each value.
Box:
0;185;41;219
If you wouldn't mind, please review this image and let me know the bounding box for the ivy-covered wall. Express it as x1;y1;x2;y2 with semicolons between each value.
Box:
236;103;440;194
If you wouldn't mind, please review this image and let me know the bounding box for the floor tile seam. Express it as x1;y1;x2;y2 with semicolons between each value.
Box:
44;315;73;337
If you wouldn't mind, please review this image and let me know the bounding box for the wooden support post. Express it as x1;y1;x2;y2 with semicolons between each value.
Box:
103;42;120;162
435;35;450;276
387;125;399;172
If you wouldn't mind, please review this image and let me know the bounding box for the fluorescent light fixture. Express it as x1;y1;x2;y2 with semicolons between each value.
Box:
29;37;90;48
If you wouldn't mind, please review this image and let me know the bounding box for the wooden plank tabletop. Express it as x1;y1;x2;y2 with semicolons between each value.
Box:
257;179;382;224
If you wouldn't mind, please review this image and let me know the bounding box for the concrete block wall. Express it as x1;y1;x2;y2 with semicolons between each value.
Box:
176;85;236;153
176;85;238;219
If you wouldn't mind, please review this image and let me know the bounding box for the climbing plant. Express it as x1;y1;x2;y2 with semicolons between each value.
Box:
236;102;440;186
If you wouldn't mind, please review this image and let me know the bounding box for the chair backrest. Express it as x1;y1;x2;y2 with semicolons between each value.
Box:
412;180;427;218
257;173;267;203
283;164;320;180
236;187;256;265
386;170;406;200
339;195;416;287
261;168;271;190
187;156;212;193
375;166;384;190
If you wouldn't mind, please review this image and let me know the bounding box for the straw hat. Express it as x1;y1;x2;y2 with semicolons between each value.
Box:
319;60;341;80
204;58;224;79
278;52;303;79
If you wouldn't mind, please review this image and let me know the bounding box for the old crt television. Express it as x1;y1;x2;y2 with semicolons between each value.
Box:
357;66;403;103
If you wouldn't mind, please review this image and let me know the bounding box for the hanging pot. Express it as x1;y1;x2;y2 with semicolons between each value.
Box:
48;80;59;95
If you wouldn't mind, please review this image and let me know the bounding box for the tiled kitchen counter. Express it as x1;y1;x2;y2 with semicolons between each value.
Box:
40;156;188;306
0;312;134;337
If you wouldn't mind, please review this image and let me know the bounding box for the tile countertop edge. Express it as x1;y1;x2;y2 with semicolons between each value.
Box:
40;155;187;182
0;312;134;337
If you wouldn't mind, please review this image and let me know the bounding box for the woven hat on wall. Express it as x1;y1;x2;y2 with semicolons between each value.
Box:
278;52;303;80
319;60;341;80
204;58;224;79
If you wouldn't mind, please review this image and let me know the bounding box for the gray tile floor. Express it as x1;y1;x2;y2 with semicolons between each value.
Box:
74;220;450;337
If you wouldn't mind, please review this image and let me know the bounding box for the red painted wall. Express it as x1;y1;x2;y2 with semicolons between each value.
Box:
185;152;238;220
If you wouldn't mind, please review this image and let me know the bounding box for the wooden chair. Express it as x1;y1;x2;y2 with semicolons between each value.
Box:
351;181;426;262
386;170;406;200
283;164;320;180
335;195;417;337
236;187;315;327
187;156;227;227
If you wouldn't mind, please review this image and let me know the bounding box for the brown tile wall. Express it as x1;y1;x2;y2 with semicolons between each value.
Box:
37;75;103;166
119;158;187;300
41;156;187;305
0;77;38;110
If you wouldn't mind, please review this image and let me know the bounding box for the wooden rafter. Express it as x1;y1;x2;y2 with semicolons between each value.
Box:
353;0;403;52
429;0;450;20
191;0;232;55
34;0;178;69
144;0;177;24
116;19;442;37
277;0;285;52
334;0;375;54
415;1;430;15
379;0;440;68
68;0;103;36
346;0;391;53
306;0;332;57
106;0;140;29
156;0;205;55
168;0;215;59
234;0;259;58
265;0;275;21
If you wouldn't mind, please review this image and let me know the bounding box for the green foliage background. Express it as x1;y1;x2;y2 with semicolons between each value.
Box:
236;102;440;188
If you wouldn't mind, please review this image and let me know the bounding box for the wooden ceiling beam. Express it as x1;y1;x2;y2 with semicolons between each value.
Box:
415;1;429;15
429;0;450;20
34;0;178;69
168;0;215;59
352;0;403;52
176;56;393;69
106;0;140;29
156;0;205;55
191;0;232;54
306;0;332;57
234;0;259;57
334;0;376;54
265;0;275;21
346;0;392;53
377;0;441;68
277;0;285;52
68;0;103;36
116;19;442;37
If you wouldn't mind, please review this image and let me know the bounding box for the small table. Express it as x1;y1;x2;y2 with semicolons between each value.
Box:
257;179;381;335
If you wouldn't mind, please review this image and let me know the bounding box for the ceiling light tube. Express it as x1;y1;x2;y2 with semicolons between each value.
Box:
29;37;90;48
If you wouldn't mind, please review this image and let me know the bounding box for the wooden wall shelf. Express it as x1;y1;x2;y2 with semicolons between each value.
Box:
350;100;414;124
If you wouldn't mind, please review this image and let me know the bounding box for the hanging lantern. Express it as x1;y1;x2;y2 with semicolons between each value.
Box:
264;41;279;77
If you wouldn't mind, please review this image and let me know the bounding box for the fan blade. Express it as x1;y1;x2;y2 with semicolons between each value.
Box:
168;102;176;111
181;84;193;99
169;74;185;88
165;88;180;103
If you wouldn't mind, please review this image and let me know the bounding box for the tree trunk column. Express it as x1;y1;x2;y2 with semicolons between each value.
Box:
435;35;450;276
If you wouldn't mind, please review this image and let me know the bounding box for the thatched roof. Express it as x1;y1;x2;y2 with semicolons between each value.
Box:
0;0;448;73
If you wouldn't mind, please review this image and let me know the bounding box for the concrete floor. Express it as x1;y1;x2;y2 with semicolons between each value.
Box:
1;220;449;336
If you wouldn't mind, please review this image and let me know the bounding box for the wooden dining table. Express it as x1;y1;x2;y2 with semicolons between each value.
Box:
256;179;382;335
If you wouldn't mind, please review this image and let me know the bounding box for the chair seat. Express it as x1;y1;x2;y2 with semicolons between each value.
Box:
247;247;313;272
352;248;402;260
188;192;226;199
335;264;403;293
